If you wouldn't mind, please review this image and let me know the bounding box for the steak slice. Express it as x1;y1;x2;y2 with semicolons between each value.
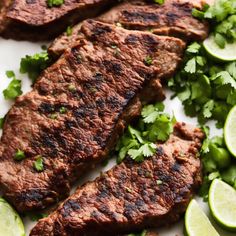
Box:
48;0;209;58
0;0;116;41
0;20;185;212
30;122;204;236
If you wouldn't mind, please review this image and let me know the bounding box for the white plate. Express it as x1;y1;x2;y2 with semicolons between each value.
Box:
0;37;234;236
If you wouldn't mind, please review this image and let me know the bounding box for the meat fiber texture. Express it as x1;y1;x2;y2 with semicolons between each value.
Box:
0;20;185;212
30;122;204;236
48;0;209;58
0;0;117;40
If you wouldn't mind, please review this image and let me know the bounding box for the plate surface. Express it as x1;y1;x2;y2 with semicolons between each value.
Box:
0;38;234;236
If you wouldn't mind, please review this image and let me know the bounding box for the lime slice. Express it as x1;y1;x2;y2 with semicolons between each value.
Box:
224;105;236;157
203;35;236;62
0;198;25;236
209;179;236;231
185;199;219;236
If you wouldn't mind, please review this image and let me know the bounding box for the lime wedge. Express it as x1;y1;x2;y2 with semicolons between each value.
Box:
224;105;236;157
0;198;25;236
209;179;236;231
203;35;236;62
185;199;219;236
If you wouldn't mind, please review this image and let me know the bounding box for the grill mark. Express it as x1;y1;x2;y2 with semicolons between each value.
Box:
122;10;159;23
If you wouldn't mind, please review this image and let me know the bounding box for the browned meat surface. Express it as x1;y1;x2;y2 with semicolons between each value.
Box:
0;0;116;41
30;122;204;236
48;0;209;58
98;0;209;40
0;20;185;212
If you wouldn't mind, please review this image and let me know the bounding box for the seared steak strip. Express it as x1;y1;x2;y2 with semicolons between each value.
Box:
48;0;209;58
0;20;185;212
0;0;116;41
30;122;204;236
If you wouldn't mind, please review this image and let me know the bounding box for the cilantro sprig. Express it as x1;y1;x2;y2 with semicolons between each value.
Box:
116;103;176;163
20;51;51;83
3;71;22;100
199;132;236;200
192;0;236;48
168;42;236;128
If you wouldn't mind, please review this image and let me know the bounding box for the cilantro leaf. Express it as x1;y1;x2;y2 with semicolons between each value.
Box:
20;52;50;83
186;42;201;54
116;103;174;163
3;78;22;100
66;26;72;36
153;0;165;4
184;57;196;74
226;62;236;78
34;156;44;172
6;70;15;78
47;0;64;8
203;100;215;118
0;117;5;129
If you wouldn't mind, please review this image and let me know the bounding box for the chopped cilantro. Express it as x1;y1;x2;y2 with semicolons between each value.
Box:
66;26;72;36
27;212;48;221
192;0;236;48
59;106;67;114
6;70;15;78
3;78;22;100
20;52;50;83
49;113;58;119
144;56;153;66
34;156;44;172
154;0;165;4
156;180;163;185
0;117;5;129
169;42;236;127
47;0;64;8
116;103;175;163
68;84;76;92
14;150;26;161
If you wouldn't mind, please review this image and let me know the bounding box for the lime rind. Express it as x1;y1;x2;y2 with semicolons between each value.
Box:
0;198;25;236
209;179;236;231
224;105;236;157
185;199;219;236
203;35;236;62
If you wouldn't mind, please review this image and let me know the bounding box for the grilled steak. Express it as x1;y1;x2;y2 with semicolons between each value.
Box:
0;20;185;212
48;0;209;58
30;122;204;236
0;0;116;41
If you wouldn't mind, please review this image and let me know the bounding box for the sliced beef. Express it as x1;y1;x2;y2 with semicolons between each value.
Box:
48;0;209;58
0;20;185;212
0;0;117;41
30;122;204;236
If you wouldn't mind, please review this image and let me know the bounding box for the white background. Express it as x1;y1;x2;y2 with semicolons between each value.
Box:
0;38;234;236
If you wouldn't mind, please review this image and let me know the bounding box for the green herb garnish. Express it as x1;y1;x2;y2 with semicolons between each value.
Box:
20;52;50;83
59;106;67;114
154;0;165;4
34;156;44;172
6;70;15;79
144;56;153;66
192;0;236;48
116;103;175;163
66;26;72;36
14;150;26;161
168;42;236;127
3;78;22;100
0;117;5;129
47;0;64;8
